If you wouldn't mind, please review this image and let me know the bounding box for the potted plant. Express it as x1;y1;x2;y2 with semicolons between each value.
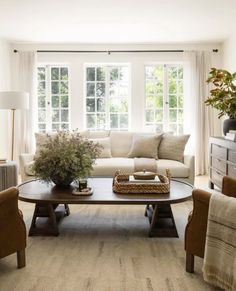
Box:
205;67;236;135
33;131;102;186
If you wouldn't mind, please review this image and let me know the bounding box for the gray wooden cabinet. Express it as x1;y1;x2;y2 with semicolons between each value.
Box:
209;137;236;189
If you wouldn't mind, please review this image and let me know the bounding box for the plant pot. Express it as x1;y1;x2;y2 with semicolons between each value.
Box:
51;176;74;187
223;118;236;135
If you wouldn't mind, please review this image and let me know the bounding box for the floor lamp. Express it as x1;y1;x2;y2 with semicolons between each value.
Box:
0;91;29;160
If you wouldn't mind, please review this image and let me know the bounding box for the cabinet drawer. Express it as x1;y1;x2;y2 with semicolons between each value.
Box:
228;150;236;164
211;157;227;174
210;168;223;188
211;144;227;160
228;164;236;177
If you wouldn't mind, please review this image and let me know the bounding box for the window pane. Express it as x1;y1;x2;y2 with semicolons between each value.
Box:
178;67;183;79
169;95;177;108
61;95;69;108
38;96;46;108
97;98;105;112
52;123;60;131
38;123;46;131
38;81;45;95
146;110;154;122
38;109;46;122
87;83;95;97
87;114;95;128
168;80;177;94
178;109;184;123
38;68;45;81
51;68;59;80
61;109;69;122
110;68;119;81
97;114;106;129
178;95;183;108
60;82;68;94
169;109;177;122
52;96;59;108
120;99;128;112
110;114;118;128
109;82;118;97
51;82;59;94
52;110;60;122
119;83;128;97
97;67;105;81
60;68;68;80
120;67;129;81
86;99;95;112
168;67;177;79
120;114;128;128
178;124;184;135
96;82;105;97
86;67;95;81
61;123;69;130
155;110;163;122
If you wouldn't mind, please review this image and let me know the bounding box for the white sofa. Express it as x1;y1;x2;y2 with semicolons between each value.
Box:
19;131;195;185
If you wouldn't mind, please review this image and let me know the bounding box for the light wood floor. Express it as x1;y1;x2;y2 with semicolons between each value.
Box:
0;176;219;291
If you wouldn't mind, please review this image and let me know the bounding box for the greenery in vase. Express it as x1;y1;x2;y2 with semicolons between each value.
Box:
33;131;102;185
205;68;236;119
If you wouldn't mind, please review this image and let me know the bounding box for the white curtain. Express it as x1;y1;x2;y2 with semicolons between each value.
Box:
14;51;37;160
184;51;222;175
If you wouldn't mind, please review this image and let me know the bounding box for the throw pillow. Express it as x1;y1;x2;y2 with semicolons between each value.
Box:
128;134;163;159
158;134;190;162
89;137;112;158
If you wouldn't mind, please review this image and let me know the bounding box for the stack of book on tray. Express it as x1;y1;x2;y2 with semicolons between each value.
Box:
225;130;236;141
129;175;160;184
0;158;7;164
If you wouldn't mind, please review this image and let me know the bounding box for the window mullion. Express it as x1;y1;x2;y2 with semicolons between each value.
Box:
163;64;169;132
46;65;51;132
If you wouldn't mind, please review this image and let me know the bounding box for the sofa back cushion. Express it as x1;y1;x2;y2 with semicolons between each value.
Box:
110;131;134;157
87;130;110;139
89;137;112;158
128;133;163;159
158;134;190;162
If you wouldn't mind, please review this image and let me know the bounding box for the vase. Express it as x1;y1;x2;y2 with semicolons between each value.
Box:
51;176;74;187
223;118;236;135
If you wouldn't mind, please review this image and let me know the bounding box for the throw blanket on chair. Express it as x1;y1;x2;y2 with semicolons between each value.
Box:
134;158;157;173
203;193;236;291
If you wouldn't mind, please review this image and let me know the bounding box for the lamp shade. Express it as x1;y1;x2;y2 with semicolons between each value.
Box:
0;91;29;109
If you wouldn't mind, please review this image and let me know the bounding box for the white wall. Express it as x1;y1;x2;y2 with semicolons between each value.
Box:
223;36;236;71
12;42;223;134
0;39;11;158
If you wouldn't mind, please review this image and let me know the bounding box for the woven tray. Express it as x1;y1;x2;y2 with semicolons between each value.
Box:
112;170;170;194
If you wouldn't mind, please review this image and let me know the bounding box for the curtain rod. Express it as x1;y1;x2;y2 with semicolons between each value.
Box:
13;49;219;54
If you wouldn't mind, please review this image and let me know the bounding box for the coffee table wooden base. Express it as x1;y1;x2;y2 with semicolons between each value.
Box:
29;203;70;236
145;204;179;238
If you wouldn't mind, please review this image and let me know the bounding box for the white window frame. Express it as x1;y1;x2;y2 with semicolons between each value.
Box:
37;64;70;132
84;63;131;131
145;63;184;134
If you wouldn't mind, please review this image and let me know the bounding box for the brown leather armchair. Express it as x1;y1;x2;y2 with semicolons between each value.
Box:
185;176;236;273
0;187;26;268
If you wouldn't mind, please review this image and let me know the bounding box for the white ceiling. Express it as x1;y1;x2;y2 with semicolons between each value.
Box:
0;0;235;43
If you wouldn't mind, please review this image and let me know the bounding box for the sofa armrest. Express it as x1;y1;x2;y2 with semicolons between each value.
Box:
185;188;211;258
183;155;195;185
19;153;35;182
222;176;236;197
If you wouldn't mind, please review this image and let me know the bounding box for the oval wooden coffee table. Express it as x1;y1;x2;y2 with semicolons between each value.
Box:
18;178;193;237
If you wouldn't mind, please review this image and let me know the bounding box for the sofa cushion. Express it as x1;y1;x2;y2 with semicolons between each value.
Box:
91;158;135;176
157;159;189;178
128;133;162;159
158;134;190;162
89;137;112;158
110;131;134;157
88;130;110;139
